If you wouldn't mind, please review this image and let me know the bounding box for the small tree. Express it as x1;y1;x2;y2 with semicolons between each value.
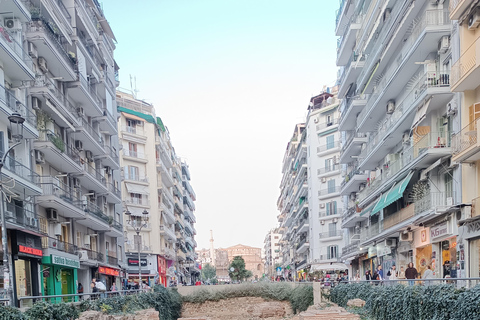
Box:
228;256;250;282
201;263;216;283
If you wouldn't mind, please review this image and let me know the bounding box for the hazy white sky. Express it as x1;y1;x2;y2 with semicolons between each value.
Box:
103;0;339;249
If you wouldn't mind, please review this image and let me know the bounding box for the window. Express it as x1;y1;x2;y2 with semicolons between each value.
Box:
327;115;333;125
76;232;82;247
325;158;332;171
329;223;337;237
124;165;139;180
130;193;144;204
128;143;137;157
326;201;337;216
445;171;453;199
327;245;338;259
126;118;137;133
326;135;334;149
327;179;336;193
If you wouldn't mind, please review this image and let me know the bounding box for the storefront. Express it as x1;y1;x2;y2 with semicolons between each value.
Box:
126;255;156;286
41;254;80;302
96;266;120;291
157;255;167;286
11;231;43;308
457;216;480;278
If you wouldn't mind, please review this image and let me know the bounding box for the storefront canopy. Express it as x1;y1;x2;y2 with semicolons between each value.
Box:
371;171;414;216
310;263;349;272
125;183;149;195
360;200;380;217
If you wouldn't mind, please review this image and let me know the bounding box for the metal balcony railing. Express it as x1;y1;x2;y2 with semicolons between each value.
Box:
123;149;146;159
2;155;40;185
84;161;107;187
104;145;119;163
125;197;149;206
317;141;341;154
84;201;110;223
318;165;341;176
83;248;104;262
122;173;148;183
414;192;455;215
319;230;342;239
107;182;121;198
106;255;117;265
34;76;79;123
42;235;77;254
342;241;360;256
318;186;341;197
38;177;83;209
39;130;65;152
0;83;36;126
5;202;40;232
0;22;33;69
78;73;103;108
296;239;308;250
111;219;123;232
122;126;144;135
80;116;104;147
452;118;478;156
316;118;339;131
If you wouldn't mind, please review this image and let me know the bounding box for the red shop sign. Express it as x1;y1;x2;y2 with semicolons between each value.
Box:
98;266;120;276
19;245;43;257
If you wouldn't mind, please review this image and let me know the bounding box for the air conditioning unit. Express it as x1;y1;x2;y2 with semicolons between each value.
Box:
35;150;45;164
5;18;21;30
75;140;83;151
53;223;62;236
446;197;453;206
403;132;410;144
88;190;96;199
468;7;480;30
104;166;111;175
332;218;338;223
385;153;397;164
73;178;80;188
438;36;450;53
28;42;38;59
38;57;48;73
321;177;327;183
85;150;93;161
447;102;457;116
32;97;41;110
400;232;413;242
313;118;319;123
386;100;395;114
320;220;325;225
77;107;84;117
320;203;325;209
46;208;58;221
78;249;89;261
385;238;397;247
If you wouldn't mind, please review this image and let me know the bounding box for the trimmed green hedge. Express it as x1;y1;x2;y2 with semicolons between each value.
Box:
329;283;480;320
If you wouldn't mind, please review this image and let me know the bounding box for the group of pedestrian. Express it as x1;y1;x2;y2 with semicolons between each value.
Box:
364;262;435;286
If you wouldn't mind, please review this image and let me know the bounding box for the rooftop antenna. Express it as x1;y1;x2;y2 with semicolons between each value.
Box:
129;74;139;99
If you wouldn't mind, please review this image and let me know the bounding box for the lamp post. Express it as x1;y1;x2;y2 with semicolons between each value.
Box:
125;209;149;288
0;113;25;305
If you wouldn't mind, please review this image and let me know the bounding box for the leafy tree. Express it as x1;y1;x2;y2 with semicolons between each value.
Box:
201;263;216;282
228;256;250;282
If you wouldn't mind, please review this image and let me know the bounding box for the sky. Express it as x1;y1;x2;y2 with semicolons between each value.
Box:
102;0;339;250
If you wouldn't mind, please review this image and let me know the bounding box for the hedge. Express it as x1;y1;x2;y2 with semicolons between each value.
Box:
329;283;480;320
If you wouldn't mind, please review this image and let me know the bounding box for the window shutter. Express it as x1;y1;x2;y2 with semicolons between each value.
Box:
333;201;337;215
327;246;331;260
124;166;129;179
326;203;330;216
0;131;4;159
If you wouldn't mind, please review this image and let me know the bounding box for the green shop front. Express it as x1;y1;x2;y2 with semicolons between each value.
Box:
41;254;80;301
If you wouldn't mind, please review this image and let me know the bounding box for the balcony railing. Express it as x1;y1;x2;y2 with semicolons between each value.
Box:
316;118;339;131
5;202;40;232
122;126;144;135
451;34;477;88
84;161;107;187
319;230;342;239
42;235;77;254
106;255;118;265
358;132;450;203
342;207;357;221
472;196;480;218
34;76;79;123
0;83;36;126
84;201;110;223
360;221;383;242
111;219;123;232
342;132;367;151
107;182;121;198
383;204;415;230
122;173;148;183
342;241;360;256
125;197;149;206
341;169;366;187
104;145;119;163
335;0;347;27
78;73;103;108
0;22;33;69
3;155;40;185
296;239;308;250
317;164;341;176
318;186;341;197
414;192;455;215
80;117;104;147
83;248;104;262
452;118;478;156
317;141;341;153
39;130;65;152
39;176;83;207
124;149;146;159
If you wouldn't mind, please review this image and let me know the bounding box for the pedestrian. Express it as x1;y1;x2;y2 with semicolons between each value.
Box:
422;265;434;286
387;265;397;285
90;278;99;300
405;262;418;286
377;265;384;281
365;270;372;282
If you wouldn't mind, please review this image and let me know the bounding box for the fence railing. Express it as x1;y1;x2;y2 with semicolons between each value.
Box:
319;230;343;239
452;118;478;155
0;83;37;126
318;186;341;197
0;22;33;69
317;141;341;153
414;192;455;215
124;149;146;159
316;118;339;131
42;235;77;254
2;155;40;185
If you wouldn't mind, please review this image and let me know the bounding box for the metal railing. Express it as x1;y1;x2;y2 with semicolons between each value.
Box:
316;118;339;131
77;72;103;108
111;219;123;232
0;83;37;126
107;182;121;198
335;0;347;27
2;155;40;185
383;204;415;230
4;202;40;232
336;278;480;289
342;169;365;187
55;0;71;21
42;235;77;254
342;207;356;221
318;186;341;197
39;129;65;152
451;35;478;87
414;192;455;215
342;241;360;256
122;126;144;135
84;161;107;187
84;201;110;223
125;197;150;206
318;164;341;176
452;118;478;156
319;230;342;239
342;132;367;151
79;116;104;148
317;141;341;153
0;22;33;69
38;177;84;211
124;149;146;159
122;173;148;183
104;145;119;163
106;255;118;265
296;239;309;250
360;221;383;242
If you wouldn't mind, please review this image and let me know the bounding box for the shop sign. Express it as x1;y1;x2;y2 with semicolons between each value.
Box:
158;255;166;275
98;266;120;276
51;254;80;268
430;222;450;241
368;246;377;258
127;258;147;267
376;244;391;257
18;245;42;257
465;219;480;239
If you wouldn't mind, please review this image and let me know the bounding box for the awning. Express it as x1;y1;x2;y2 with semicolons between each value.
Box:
411;97;432;129
125;183;149;195
126;207;147;217
122;112;145;123
310;263;349;271
360;200;380;217
371;171;414;216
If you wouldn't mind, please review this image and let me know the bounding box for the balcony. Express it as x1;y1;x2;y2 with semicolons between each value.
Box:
123;149;147;163
317;141;341;157
37;177;86;218
74;117;104;155
106;255;118;266
5;202;42;235
106;182;121;203
77;31;102;75
360;221;383;243
358;133;451;205
383;204;415;230
106;219;123;237
79;201;111;230
297;218;309;234
341;241;360;257
42;236;77;255
0;22;35;80
122;173;148;185
335;0;354;36
319;230;343;241
34;130;82;173
160;225;176;242
451;35;480;92
2;155;41;196
0;83;38;139
97;145;119;169
336;14;363;66
75;161;108;193
30;76;80;127
338;95;367;130
67;73;103;117
337;54;365;99
341;169;368;195
449;0;471;20
318;186;341;200
160;247;176;259
414;192;455;216
340;132;367;163
453;118;480;162
296;239;309;254
26;19;76;80
125;197;150;208
75;0;100;41
317;164;341;179
78;248;104;266
160;166;174;188
316;118;339;134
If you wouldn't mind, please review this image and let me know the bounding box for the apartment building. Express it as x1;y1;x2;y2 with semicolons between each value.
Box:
450;0;480;278
263;228;282;279
337;0;460;278
117;91;177;287
0;0;123;307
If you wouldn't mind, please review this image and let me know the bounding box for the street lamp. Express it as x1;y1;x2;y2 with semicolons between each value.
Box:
0;113;25;305
125;209;149;289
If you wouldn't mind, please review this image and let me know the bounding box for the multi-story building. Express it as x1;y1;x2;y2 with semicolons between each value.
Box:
263;228;282;279
277;89;343;280
225;244;264;280
3;0;123;307
450;0;480;278
117;91;177;287
336;0;460;278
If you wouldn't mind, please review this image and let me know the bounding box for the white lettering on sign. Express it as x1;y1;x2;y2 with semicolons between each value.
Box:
430;222;449;241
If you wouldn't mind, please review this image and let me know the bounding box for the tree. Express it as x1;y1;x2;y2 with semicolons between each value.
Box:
228;256;250;282
201;263;216;283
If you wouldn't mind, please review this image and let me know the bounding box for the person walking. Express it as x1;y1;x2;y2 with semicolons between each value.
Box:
365;270;372;283
422;265;434;286
405;262;418;286
387;265;397;285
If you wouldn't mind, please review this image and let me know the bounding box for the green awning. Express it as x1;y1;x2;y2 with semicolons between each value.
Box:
370;171;414;216
118;106;156;124
156;117;166;132
359;200;379;217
